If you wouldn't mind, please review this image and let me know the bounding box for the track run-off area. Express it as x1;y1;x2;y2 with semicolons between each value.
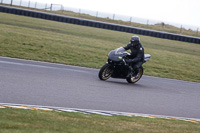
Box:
0;56;200;121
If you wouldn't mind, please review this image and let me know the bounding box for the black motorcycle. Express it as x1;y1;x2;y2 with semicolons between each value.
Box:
99;47;151;83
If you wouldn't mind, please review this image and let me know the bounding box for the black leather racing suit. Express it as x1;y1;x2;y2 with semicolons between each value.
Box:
123;42;144;74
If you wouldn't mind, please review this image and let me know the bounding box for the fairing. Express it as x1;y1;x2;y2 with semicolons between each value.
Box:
108;47;130;62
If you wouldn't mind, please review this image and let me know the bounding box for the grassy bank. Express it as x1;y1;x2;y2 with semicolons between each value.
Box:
1;3;199;38
0;12;200;82
0;108;199;133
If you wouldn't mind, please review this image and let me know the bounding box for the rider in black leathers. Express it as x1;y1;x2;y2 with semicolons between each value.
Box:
123;36;144;77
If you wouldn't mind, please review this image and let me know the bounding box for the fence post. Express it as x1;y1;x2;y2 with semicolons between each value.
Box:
96;11;98;18
28;0;30;8
180;25;183;34
50;4;53;11
61;5;64;13
45;4;47;11
10;0;13;6
35;2;37;8
79;9;81;16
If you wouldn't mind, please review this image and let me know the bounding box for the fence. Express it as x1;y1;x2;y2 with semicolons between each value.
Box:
1;0;200;31
0;4;200;44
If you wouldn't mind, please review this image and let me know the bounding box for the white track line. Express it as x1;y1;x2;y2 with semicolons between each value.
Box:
0;103;199;123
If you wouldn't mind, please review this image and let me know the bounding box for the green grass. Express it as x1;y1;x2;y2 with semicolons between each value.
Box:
0;108;200;133
0;12;200;82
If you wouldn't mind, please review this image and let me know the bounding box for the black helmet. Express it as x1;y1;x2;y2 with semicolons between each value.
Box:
130;36;140;42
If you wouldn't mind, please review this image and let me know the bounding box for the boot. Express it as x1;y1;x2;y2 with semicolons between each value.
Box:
132;69;139;77
126;66;133;78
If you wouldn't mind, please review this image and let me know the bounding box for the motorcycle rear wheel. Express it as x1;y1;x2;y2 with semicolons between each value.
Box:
126;66;143;84
99;64;113;81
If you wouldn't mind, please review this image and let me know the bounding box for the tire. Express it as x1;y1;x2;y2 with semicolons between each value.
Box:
126;66;143;84
98;64;113;81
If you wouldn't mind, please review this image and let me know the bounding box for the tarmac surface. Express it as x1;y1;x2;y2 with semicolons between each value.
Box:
0;57;200;119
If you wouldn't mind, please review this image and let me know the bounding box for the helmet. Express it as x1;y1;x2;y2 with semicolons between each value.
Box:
130;36;140;42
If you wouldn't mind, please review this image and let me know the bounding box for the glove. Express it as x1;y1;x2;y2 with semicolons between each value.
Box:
125;59;132;63
126;59;137;64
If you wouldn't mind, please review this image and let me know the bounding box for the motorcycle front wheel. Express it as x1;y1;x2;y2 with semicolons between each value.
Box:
126;66;143;84
98;64;113;81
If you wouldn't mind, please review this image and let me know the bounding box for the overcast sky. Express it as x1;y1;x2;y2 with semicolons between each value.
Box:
36;0;199;29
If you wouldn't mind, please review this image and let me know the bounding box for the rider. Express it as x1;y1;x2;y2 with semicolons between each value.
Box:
124;36;144;77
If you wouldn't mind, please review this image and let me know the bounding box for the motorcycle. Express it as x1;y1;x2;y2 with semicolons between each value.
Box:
98;47;151;83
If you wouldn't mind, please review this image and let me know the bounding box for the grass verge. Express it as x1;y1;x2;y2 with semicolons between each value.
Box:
0;12;200;82
0;108;200;133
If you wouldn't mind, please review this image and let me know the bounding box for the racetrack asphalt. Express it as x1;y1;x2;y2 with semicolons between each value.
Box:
0;56;200;119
